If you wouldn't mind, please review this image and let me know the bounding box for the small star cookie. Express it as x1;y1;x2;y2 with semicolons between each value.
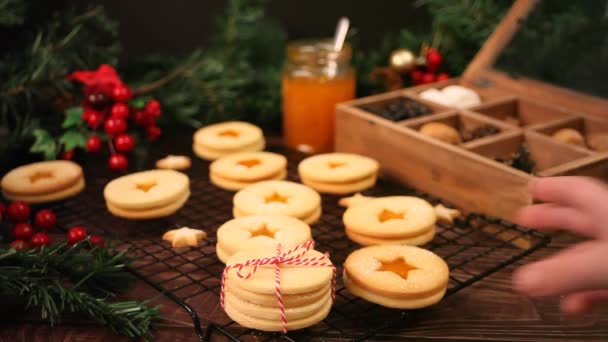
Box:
156;155;192;170
162;227;207;247
434;204;461;224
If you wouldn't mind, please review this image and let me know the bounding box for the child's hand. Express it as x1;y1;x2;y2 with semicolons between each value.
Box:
513;176;608;315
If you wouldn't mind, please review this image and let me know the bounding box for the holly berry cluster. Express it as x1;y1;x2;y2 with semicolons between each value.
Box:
30;65;164;171
1;201;104;250
410;47;450;86
72;65;163;171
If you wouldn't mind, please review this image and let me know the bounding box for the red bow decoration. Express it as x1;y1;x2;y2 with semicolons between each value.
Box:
67;64;123;87
220;240;336;334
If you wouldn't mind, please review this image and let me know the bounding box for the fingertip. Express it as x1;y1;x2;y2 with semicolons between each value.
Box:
513;207;532;227
512;265;544;296
561;295;590;316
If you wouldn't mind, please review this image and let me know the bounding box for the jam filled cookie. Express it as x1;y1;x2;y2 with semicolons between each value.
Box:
210;151;287;191
193;121;265;160
216;215;312;263
298;153;379;195
223;246;334;331
343;196;437;246
343;245;449;309
1;160;85;203
233;180;322;224
104;169;190;219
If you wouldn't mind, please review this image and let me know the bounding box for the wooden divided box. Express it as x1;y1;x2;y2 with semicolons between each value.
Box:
335;0;608;220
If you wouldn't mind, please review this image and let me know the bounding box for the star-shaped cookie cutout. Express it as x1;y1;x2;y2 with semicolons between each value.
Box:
434;204;461;224
338;193;375;207
162;227;207;248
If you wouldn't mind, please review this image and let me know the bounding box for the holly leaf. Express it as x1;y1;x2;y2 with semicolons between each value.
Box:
59;130;86;151
62;107;84;129
30;129;57;160
129;96;151;109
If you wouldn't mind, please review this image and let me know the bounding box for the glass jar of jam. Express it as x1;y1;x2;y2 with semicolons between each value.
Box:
282;39;356;154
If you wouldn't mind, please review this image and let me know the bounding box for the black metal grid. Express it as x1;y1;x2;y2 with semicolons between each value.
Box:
49;146;550;342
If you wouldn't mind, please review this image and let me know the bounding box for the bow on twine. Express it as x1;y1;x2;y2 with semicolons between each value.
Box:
220;240;336;334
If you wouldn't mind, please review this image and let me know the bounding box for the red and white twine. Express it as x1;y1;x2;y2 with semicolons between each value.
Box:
220;240;336;334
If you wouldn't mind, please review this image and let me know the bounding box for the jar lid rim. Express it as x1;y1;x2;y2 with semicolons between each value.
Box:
287;39;352;63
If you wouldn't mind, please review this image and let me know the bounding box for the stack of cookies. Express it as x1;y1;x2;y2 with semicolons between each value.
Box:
1;160;85;203
233;180;322;224
210;151;287;191
103;169;190;219
193;121;265;160
223;246;334;331
344;245;449;308
298;153;379;194
216;215;312;263
343;196;437;246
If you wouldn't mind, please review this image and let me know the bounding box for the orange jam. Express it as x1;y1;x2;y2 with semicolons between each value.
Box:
282;40;356;153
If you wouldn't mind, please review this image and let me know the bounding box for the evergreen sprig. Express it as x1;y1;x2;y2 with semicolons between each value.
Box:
0;240;160;340
124;0;286;131
0;1;119;159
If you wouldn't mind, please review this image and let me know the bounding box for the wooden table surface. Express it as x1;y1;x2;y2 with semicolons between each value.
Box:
1;135;607;342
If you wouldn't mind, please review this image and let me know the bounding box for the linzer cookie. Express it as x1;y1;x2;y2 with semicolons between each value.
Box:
343;196;437;246
103;169;190;219
1;160;85;203
221;241;335;332
343;245;449;309
193;121;265;160
216;215;312;263
210;151;287;191
233;180;321;224
298;153;379;194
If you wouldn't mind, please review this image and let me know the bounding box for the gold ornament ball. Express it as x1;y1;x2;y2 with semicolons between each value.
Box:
389;49;416;72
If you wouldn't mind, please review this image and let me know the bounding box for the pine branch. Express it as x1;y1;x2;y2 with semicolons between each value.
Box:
0;240;160;340
133;58;205;97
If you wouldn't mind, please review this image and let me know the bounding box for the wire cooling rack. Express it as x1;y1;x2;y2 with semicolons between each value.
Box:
49;145;550;342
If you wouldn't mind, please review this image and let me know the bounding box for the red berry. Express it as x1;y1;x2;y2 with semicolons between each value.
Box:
421;73;436;84
112;84;132;102
146;125;162;141
61;149;74;160
7;201;30;222
110;103;130;119
10;240;27;250
108;154;128;171
87;111;104;128
67;226;87;244
81;108;98;122
134;110;152;126
437;73;450;82
425;48;443;71
86;135;103;153
86;92;111;110
411;69;424;85
13;223;34;240
89;235;106;247
34;209;56;230
144;100;162;118
104;117;127;136
114;134;135;153
30;232;51;248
